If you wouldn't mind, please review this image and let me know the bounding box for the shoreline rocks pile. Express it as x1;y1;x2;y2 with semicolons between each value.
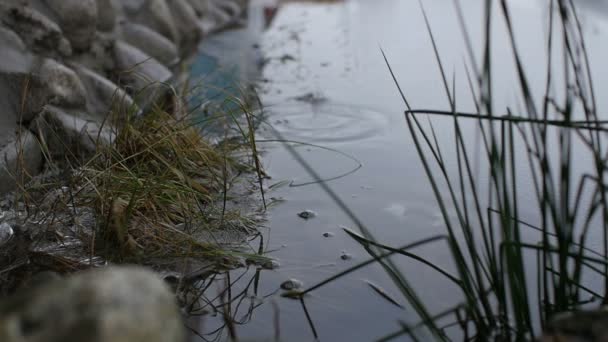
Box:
0;0;247;194
0;2;250;340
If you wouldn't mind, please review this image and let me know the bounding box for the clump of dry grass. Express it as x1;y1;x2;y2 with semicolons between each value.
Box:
75;106;260;262
0;74;269;298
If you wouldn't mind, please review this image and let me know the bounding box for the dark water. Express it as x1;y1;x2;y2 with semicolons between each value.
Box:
188;1;608;341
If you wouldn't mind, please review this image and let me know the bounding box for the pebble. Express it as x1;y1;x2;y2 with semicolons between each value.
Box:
0;222;14;247
163;274;181;288
261;259;281;270
297;210;317;220
340;252;353;261
280;278;303;290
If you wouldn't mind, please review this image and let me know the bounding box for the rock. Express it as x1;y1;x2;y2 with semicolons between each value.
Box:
162;273;180;291
122;0;180;46
120;0;146;13
0;266;185;342
0;222;14;247
541;309;608;342
0;58;87;123
69;32;116;73
261;259;280;270
280;278;303;291
112;40;172;100
186;0;208;18
0;4;72;57
166;0;202;53
0;25;33;73
32;105;115;157
34;58;88;109
0;130;43;194
322;232;334;238
297;210;316;220
74;64;137;119
340;251;353;261
42;0;98;51
22;271;61;290
0;57;87;123
212;0;242;19
0;27;32;130
119;22;179;66
95;0;116;32
204;1;233;32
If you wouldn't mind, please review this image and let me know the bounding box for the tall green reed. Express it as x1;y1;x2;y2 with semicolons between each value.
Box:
282;0;608;340
378;0;608;339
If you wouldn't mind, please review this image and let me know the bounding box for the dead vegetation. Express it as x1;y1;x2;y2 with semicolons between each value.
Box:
0;86;269;294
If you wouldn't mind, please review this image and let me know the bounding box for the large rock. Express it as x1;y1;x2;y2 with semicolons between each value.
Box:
31;58;87;111
112;40;172;98
0;129;43;194
0;26;33;133
0;4;72;57
95;0;116;32
41;0;98;51
187;0;208;18
203;0;240;33
122;0;180;46
32;105;115;157
541;309;608;342
69;32;116;74
212;0;242;19
0;58;87;123
167;0;202;54
119;22;179;66
74;65;137;120
0;25;33;74
0;266;185;342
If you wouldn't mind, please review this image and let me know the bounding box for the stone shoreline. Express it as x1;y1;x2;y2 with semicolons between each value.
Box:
0;2;256;341
0;0;249;195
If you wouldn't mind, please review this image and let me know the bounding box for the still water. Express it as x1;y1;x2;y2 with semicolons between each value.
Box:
189;1;608;340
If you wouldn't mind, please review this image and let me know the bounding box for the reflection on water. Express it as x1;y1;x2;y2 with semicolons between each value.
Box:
578;0;608;14
188;0;608;340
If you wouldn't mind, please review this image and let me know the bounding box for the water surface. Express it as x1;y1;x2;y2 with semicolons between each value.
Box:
189;1;608;340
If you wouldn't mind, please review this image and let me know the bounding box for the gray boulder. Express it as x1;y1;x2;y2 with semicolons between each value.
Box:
41;0;98;51
95;0;116;32
542;309;608;342
0;3;72;58
122;0;180;46
187;0;208;18
167;0;202;53
68;32;116;74
203;0;239;33
0;57;87;123
113;40;172;96
0;25;33;74
121;0;146;13
0;129;42;194
31;58;88;111
119;22;179;66
32;105;115;156
74;64;137;120
0;26;32;131
0;266;185;342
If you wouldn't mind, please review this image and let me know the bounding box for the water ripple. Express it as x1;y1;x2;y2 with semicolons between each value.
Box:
266;102;390;144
